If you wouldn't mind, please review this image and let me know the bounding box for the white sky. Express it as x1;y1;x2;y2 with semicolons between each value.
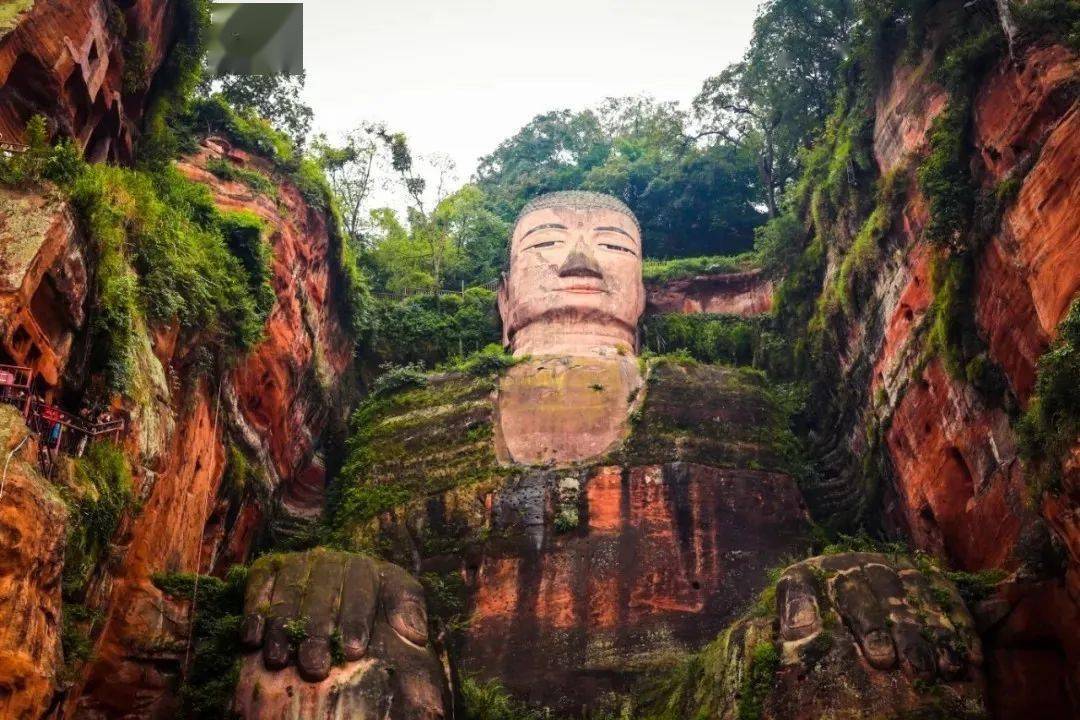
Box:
295;0;765;180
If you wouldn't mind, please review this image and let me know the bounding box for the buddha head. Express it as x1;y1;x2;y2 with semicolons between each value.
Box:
497;191;645;357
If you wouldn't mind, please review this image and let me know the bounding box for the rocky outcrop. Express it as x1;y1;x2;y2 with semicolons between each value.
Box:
0;184;87;389
645;269;773;316
806;39;1080;717
178;137;356;524
62;144;358;716
662;552;988;720
0;0;179;162
0;406;66;719
333;359;810;713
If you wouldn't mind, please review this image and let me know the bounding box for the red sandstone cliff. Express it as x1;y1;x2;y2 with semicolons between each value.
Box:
820;41;1080;715
61;140;357;717
645;269;774;316
0;0;179;163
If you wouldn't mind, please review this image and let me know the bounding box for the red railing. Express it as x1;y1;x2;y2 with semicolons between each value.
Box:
0;364;33;417
0;364;125;466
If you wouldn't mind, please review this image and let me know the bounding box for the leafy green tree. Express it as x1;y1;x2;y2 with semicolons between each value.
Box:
693;0;856;216
210;72;313;147
476;98;764;257
313;126;381;244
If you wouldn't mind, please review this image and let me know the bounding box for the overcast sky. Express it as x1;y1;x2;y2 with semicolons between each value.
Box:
296;0;765;180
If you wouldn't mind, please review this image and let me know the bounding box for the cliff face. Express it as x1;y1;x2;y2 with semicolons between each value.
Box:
333;360;810;713
0;0;178;162
0;407;66;720
810;40;1080;715
64;141;357;716
645;269;773;316
0;131;356;719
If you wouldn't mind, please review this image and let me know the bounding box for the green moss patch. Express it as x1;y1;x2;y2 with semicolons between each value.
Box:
618;359;804;474
330;370;516;546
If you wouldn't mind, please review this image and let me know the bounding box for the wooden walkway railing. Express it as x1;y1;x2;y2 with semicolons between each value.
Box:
0;364;125;475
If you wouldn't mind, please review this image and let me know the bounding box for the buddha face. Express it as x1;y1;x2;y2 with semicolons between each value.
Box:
498;196;645;357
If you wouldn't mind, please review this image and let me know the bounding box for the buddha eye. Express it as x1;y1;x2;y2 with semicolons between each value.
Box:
528;240;562;250
600;243;635;255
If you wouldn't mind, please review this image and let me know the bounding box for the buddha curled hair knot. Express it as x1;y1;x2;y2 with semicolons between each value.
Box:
515;191;641;236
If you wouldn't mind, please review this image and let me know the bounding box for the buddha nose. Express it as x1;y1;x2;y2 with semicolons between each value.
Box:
557;240;603;279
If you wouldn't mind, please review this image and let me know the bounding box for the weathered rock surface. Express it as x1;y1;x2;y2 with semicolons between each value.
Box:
0;183;87;388
234;550;449;720
813;40;1080;717
684;552;988;720
0;0;178;162
0;406;66;719
178;138;356;523
47;143;357;716
467;462;808;713
645;269;773;316
495;355;641;466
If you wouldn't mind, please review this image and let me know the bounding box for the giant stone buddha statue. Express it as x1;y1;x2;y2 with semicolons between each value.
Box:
233;192;987;719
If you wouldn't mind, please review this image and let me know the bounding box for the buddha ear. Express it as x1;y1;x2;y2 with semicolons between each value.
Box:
497;274;510;348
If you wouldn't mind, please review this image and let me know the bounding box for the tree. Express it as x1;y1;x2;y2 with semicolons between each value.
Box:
475;109;612;220
475;97;765;257
211;72;314;147
314;127;381;244
693;0;856;216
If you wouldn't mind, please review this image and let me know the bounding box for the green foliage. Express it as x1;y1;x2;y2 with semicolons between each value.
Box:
1013;0;1080;49
283;615;310;644
330;372;508;546
439;343;521;376
122;40;152;94
477;99;766;258
221;443;256;502
1019;297;1080;495
0;115;84;186
61;603;101;679
926;253;975;379
218;209;275;320
368;288;500;368
135;0;212;168
737;642;780;720
206;157;277;198
153;565;249;720
459;676;545;720
917;102;973;249
214;73;314;147
943;569;1006;607
328;629;347;665
190;95;374;338
641;314;767;367
641;252;758;283
694;0;858;216
70;163;269;390
370;362;429;398
62;442;133;599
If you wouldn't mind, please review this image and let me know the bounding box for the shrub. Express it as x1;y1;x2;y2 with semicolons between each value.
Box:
69;163;269;390
152;565;248;720
205;156;277;198
62;442;133;599
459;676;544;720
370;362;428;398
1018;297;1080;495
642;252;758;283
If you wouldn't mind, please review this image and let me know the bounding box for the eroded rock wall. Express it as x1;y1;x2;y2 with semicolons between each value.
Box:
645;269;773;316
0;0;178;163
63;145;358;716
0;406;66;719
813;40;1080;715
